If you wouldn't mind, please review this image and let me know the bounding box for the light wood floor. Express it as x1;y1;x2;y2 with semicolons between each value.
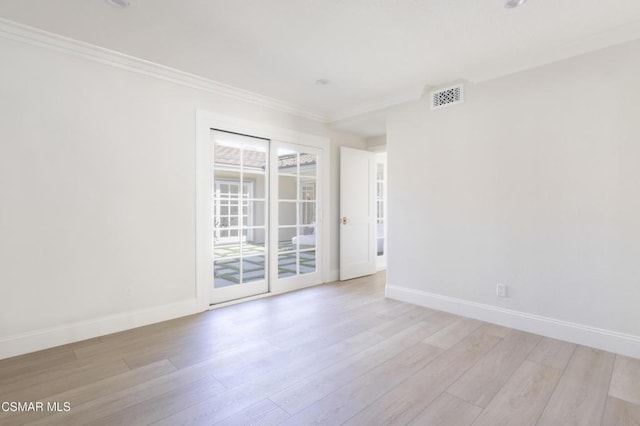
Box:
1;272;639;425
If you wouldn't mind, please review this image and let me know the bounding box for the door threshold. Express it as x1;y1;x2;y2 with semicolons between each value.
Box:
208;292;272;310
209;280;326;310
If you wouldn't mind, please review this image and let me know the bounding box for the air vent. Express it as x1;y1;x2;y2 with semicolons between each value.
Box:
431;84;464;110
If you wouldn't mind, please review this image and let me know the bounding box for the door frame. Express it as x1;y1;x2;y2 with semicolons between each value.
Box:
195;110;330;310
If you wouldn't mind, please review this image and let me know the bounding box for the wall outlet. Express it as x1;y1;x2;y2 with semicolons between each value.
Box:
496;283;507;297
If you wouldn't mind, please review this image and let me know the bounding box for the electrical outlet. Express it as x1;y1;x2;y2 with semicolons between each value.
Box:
496;283;507;297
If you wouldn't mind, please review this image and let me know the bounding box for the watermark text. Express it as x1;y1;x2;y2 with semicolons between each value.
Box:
1;401;71;412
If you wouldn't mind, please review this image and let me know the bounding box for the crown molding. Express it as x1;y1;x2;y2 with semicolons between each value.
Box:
0;18;327;123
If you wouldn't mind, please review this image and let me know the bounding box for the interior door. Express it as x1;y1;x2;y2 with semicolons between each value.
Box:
270;142;323;293
211;130;269;304
340;147;376;280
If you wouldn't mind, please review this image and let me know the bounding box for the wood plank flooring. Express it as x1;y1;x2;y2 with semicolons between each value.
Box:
0;272;638;425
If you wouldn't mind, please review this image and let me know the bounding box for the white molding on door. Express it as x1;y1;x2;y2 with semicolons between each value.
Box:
0;18;325;122
196;110;331;309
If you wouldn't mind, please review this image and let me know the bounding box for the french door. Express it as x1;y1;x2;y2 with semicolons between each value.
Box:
210;130;323;304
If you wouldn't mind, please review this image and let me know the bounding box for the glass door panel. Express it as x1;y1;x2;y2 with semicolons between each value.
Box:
270;143;322;293
211;130;269;304
299;250;316;274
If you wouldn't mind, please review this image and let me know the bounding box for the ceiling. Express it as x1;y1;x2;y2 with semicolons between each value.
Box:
1;0;640;134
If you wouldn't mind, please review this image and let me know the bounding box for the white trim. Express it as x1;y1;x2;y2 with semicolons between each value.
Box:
367;144;387;153
0;18;426;127
196;110;331;309
208;280;329;310
385;284;640;359
209;291;276;310
197;110;329;150
322;146;331;286
0;18;325;122
0;299;197;360
327;269;340;283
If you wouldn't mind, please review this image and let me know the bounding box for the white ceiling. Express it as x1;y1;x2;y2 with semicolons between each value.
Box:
1;0;640;134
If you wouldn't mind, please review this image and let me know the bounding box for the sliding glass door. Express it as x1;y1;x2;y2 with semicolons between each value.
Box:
211;130;269;304
210;132;324;304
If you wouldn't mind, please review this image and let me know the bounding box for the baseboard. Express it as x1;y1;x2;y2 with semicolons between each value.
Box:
386;284;640;359
0;299;199;360
326;269;340;283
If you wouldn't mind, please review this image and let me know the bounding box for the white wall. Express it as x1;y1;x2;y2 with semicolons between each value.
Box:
0;32;357;358
386;39;640;357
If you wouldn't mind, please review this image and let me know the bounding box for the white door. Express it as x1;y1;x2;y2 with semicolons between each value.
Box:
211;130;269;304
270;142;324;293
340;147;376;280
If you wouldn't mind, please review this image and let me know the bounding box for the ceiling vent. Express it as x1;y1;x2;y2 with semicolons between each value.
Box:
430;83;464;110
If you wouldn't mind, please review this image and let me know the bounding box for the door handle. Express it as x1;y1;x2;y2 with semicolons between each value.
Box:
341;216;348;225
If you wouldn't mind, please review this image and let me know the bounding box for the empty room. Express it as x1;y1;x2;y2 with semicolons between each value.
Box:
1;0;639;425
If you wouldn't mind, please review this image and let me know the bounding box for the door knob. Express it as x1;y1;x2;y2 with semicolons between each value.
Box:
341;216;348;225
